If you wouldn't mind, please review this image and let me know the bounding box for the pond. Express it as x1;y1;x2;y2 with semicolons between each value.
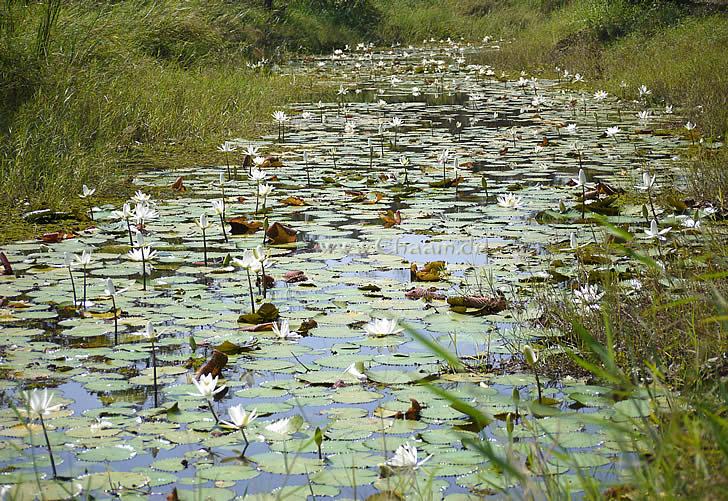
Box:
0;40;699;499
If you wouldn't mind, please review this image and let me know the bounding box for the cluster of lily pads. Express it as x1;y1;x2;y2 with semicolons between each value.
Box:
0;38;722;500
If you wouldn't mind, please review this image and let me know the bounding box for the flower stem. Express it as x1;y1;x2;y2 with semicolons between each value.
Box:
241;428;249;455
39;415;58;478
246;270;256;314
261;262;267;299
67;266;77;308
220;215;228;242
82;266;88;309
126;219;134;247
152;339;159;407
202;230;208;267
207;400;219;423
141;250;147;291
111;295;118;346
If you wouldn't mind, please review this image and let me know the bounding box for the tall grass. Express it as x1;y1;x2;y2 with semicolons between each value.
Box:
475;1;728;136
2;0;726;222
0;1;331;213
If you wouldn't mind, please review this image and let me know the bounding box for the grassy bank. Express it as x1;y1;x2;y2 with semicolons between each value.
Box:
2;1;726;216
1;0;341;235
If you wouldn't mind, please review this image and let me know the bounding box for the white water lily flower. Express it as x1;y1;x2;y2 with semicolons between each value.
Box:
522;345;538;366
344;362;367;381
112;203;133;221
265;417;296;434
22;389;62;418
344;121;357;134
249;167;267;182
90;418;113;431
79;184;95;199
104;278;116;296
134;204;158;225
245;145;260;157
258;184;274;198
272;320;301;340
638;85;651;97
571;168;587;187
569;232;578;250
232;249;260;272
221;405;258;429
573;285;605;311
644;219;671;241
665;105;673;114
685;121;696;131
195;214;213;230
385;443;432;469
252;245;271;264
390;117;403;128
74;250;93;267
143;321;156;339
211;200;225;216
636;171;656;191
272;111;289;123
593;90;608;101
217;142;237;153
677;215;700;229
496;193;523;209
127;246;158;263
565;123;577;134
605;126;621;138
364;318;403;337
637;110;651;123
437;148;450;164
190;373;226;400
131;190;153;205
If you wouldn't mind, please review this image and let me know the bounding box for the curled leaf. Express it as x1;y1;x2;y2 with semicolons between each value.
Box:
266;222;298;245
380;210;402;228
196;349;228;378
280;196;306;206
228;218;263;235
171;176;186;192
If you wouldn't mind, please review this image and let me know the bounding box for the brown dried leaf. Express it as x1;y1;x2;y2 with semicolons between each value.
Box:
280;196;306;206
228;218;263;235
196;350;228;378
0;252;13;275
171;176;186;192
266;222;298;245
380;210;402;228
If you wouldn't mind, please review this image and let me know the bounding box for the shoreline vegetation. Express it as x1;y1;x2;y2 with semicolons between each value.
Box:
1;2;727;497
1;1;726;238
